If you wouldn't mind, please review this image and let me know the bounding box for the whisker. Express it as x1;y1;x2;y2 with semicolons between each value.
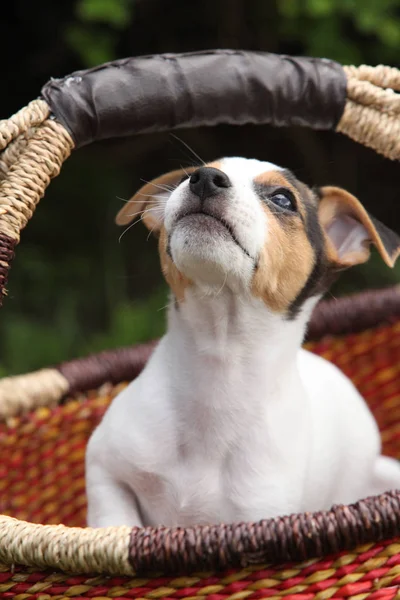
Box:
118;206;164;240
168;139;201;169
215;271;228;298
157;300;175;312
146;220;160;241
137;193;169;200
170;133;206;166
119;196;168;203
116;196;169;206
180;165;191;179
123;205;164;220
118;215;146;242
140;179;176;193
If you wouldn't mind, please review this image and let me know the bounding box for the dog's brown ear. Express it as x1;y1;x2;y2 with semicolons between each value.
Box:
116;167;195;232
318;186;400;268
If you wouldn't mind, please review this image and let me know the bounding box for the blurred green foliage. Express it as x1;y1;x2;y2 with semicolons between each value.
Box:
65;0;400;69
0;295;166;376
278;0;400;64
66;0;134;65
1;0;400;377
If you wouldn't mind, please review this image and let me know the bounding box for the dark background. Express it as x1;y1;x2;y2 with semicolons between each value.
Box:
1;0;400;376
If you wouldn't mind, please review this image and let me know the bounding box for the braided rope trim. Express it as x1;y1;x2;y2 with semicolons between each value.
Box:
0;232;16;299
337;65;400;160
346;78;400;116
307;286;400;341
0;368;69;420
58;341;158;393
345;64;400;90
1;539;400;599
0;99;49;152
0;118;74;242
128;492;400;574
0;128;37;181
0;114;74;305
0;342;156;421
0;516;133;576
1;493;400;577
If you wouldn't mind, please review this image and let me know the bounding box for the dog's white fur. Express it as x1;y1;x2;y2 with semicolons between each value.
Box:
86;157;400;528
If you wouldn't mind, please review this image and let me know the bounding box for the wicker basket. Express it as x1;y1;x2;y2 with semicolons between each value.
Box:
1;50;400;599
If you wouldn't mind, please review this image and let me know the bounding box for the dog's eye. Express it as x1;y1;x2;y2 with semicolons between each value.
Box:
270;191;296;212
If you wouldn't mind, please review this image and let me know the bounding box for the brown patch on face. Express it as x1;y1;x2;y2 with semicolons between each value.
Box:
251;171;316;313
158;227;192;302
116;168;196;229
206;160;222;170
254;171;292;188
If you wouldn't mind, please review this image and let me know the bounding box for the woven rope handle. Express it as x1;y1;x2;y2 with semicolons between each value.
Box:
0;58;399;307
338;65;400;160
0;100;74;305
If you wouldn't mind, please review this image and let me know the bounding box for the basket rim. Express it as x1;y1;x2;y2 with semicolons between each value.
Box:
1;491;400;576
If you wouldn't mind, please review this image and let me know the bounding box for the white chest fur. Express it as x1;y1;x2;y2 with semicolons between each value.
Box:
86;289;400;528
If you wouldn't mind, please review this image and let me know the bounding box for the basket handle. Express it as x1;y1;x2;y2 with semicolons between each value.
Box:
1;50;400;305
40;50;346;148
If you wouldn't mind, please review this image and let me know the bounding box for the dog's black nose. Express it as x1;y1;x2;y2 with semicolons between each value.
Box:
189;167;231;200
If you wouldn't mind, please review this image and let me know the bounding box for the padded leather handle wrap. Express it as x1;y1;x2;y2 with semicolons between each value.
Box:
41;50;347;149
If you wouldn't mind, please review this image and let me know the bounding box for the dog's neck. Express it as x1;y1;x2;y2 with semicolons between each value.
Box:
165;287;318;421
168;287;315;361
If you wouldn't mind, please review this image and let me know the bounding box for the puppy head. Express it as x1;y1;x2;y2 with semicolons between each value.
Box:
117;157;400;313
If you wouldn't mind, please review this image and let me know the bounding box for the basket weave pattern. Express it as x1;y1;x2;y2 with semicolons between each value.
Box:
1;543;400;600
2;320;400;597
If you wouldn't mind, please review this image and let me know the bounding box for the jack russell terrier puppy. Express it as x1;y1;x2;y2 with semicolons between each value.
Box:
86;157;400;528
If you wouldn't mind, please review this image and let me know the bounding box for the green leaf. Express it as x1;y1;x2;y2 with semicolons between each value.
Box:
306;0;335;17
377;18;400;47
306;16;363;64
82;289;168;355
65;24;117;67
76;0;133;28
277;0;301;19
